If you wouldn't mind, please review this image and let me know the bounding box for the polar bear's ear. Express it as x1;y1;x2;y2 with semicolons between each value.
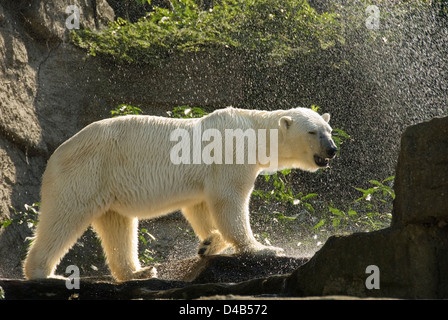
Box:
279;116;293;131
322;113;330;123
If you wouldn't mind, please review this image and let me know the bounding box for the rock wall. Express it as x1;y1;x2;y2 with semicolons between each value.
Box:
0;0;112;278
392;116;448;227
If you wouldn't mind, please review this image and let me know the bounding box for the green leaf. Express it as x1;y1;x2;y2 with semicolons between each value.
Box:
302;203;315;213
313;219;326;230
310;105;321;113
368;180;383;187
332;218;340;228
332;128;351;139
329;206;345;217
300;193;318;201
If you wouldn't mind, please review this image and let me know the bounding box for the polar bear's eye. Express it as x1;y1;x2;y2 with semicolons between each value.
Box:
308;131;317;135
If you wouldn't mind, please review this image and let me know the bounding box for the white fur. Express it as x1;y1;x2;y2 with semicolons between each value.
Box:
23;107;334;281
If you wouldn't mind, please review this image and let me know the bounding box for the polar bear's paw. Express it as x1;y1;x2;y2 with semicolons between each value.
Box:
240;244;285;257
254;245;285;256
198;231;229;256
132;266;158;280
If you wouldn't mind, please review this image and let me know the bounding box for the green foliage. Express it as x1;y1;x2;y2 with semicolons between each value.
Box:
331;128;351;155
353;176;395;203
1;203;40;258
109;103;209;119
254;174;394;234
313;176;394;232
310;105;321;113
110;104;143;117
1;203;40;231
71;0;344;65
138;228;161;264
167;105;209;118
252;169;318;218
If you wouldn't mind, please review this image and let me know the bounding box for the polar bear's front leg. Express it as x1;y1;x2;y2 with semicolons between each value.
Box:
207;191;283;256
182;202;230;255
92;210;156;281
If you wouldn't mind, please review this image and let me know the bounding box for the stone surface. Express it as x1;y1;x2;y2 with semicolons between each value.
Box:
0;276;291;300
20;0;114;42
285;117;448;299
0;277;188;300
155;255;308;283
285;224;448;299
0;255;305;299
392;116;448;227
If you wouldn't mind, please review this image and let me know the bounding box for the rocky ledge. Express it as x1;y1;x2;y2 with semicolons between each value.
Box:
0;255;307;300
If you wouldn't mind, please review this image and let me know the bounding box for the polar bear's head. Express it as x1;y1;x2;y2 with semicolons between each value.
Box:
278;108;338;172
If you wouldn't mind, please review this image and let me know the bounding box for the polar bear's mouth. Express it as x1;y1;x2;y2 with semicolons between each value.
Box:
314;155;330;167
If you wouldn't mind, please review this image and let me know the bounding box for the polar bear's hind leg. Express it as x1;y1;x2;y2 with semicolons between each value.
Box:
23;205;94;280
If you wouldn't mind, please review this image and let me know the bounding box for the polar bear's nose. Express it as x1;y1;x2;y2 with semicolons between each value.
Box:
327;146;338;159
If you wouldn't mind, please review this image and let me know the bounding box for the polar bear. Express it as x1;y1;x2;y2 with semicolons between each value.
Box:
23;107;337;281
